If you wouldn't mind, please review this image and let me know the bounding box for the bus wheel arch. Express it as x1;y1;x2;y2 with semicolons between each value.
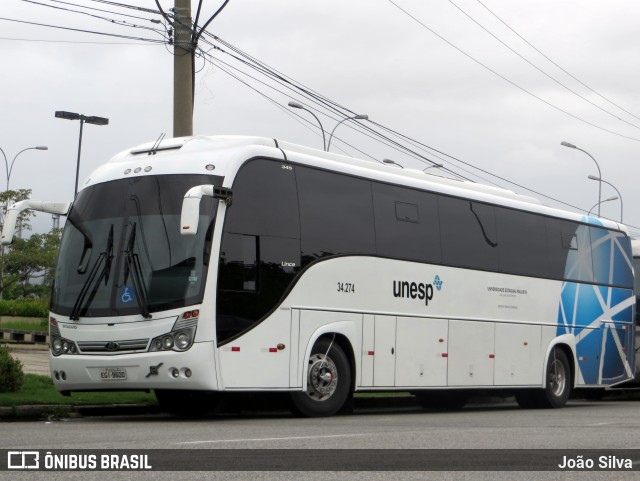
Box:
291;333;354;417
516;342;574;409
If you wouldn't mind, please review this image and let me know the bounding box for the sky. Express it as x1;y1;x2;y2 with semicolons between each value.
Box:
1;0;639;236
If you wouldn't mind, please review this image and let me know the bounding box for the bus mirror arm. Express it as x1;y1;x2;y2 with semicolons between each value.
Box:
180;185;232;236
0;200;71;245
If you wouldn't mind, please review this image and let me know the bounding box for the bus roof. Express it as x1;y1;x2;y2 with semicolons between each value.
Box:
98;134;626;233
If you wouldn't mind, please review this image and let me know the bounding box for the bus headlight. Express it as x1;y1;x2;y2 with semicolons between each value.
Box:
149;310;198;353
149;327;195;352
174;330;192;350
51;336;78;356
162;336;174;350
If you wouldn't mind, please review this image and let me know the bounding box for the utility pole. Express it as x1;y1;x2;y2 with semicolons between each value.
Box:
173;0;193;138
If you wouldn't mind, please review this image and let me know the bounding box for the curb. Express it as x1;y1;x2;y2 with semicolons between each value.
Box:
0;328;49;346
0;397;420;420
0;403;162;420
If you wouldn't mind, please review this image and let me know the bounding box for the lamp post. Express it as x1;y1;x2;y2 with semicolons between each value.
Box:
423;163;444;172
383;159;404;169
287;101;326;151
588;175;623;222
0;146;48;191
326;113;368;151
588;196;618;216
55;111;109;198
560;141;602;216
0;145;48;239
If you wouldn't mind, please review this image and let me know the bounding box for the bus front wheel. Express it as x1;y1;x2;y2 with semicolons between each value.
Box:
291;338;352;417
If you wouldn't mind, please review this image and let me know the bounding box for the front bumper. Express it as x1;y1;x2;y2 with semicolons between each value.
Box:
49;341;218;392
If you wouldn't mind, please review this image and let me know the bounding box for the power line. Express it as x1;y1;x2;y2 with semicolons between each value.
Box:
474;0;640;123
0;36;163;45
446;0;640;131
385;0;640;143
31;0;158;23
8;2;634;227
0;16;166;43
85;0;159;15
200;34;640;226
20;0;167;39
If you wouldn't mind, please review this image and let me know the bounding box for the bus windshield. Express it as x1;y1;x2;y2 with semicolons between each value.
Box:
51;174;221;319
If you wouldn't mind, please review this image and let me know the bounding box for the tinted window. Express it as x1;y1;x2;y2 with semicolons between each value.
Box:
218;233;258;292
373;182;441;262
494;207;549;277
297;167;375;265
217;158;301;344
546;218;577;280
224;159;299;238
439;196;498;271
217;235;300;343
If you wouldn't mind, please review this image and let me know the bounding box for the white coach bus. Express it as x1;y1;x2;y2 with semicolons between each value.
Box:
2;135;635;416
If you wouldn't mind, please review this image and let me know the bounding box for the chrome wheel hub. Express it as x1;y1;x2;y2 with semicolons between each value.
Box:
306;353;338;401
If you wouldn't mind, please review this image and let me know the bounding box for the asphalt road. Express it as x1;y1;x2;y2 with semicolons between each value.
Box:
2;399;640;481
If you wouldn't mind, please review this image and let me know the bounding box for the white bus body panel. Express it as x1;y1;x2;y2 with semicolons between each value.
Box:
48;136;634;394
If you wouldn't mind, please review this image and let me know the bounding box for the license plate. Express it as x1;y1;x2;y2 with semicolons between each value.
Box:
99;367;127;381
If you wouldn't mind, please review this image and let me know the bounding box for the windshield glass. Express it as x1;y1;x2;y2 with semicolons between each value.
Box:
52;174;221;318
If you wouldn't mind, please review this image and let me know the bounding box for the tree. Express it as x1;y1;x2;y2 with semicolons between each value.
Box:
0;189;61;299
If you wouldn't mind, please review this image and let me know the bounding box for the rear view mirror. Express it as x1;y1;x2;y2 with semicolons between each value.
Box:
180;185;232;236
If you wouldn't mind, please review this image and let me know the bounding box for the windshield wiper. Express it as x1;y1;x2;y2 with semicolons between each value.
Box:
123;222;152;319
69;225;114;321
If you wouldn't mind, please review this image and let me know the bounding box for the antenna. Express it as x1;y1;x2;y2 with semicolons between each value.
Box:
149;133;166;155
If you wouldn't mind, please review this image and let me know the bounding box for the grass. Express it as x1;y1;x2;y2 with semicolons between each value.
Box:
0;374;157;407
0;319;48;332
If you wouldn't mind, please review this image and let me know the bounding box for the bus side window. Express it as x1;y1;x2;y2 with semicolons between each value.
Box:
372;182;441;263
438;196;498;271
219;233;258;292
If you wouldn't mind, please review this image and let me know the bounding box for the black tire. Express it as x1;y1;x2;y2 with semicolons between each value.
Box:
291;338;352;417
415;391;467;410
155;389;219;416
516;348;571;409
540;348;571;408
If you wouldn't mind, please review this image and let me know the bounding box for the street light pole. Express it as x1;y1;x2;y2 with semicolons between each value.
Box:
560;141;602;216
423;163;444;172
0;146;48;191
587;196;618;216
326;113;368;151
588;175;623;223
383;159;404;169
55;111;109;198
287;101;326;151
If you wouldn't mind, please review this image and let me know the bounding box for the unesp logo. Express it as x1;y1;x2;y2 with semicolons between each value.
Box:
392;275;443;306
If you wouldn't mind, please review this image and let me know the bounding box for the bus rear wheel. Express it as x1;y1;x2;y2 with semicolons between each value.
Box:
515;347;571;409
291;338;351;417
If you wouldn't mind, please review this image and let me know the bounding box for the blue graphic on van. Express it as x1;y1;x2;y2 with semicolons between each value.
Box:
434;275;443;291
556;223;635;386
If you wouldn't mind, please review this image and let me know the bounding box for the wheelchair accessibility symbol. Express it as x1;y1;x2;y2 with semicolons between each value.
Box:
120;287;135;304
